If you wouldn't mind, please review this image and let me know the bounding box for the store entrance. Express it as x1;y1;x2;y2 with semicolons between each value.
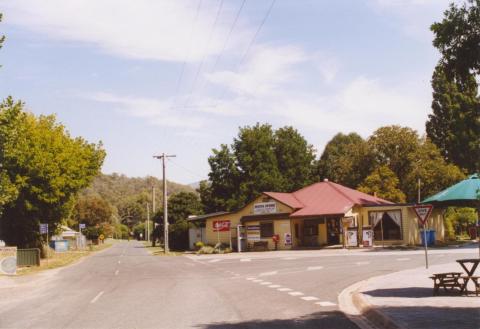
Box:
326;218;341;245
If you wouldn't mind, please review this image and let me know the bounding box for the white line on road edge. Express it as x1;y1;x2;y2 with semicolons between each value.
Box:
115;270;119;276
90;291;104;304
316;301;336;307
307;266;324;271
268;285;281;288
240;258;251;262
288;291;304;296
277;288;292;292
252;279;263;283
396;258;410;261
246;277;256;280
259;281;272;285
208;259;221;263
259;271;278;276
283;257;297;260
301;296;319;301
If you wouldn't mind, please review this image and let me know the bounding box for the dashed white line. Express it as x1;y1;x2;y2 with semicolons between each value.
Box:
240;258;251;262
268;285;281;288
278;288;292;292
301;296;319;301
396;258;410;261
316;301;336;307
283;257;297;260
259;271;278;277
355;261;370;265
246;277;256;281
90;291;104;304
259;281;272;285
252;279;263;283
114;270;119;276
288;291;304;296
307;266;324;271
118;260;121;264
208;259;221;263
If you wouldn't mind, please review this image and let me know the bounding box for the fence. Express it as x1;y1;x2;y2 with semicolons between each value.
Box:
17;248;40;266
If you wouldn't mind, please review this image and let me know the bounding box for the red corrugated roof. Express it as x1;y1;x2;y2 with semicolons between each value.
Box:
265;181;392;217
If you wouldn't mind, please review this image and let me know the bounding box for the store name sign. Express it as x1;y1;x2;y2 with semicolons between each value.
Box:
253;202;277;214
213;220;230;232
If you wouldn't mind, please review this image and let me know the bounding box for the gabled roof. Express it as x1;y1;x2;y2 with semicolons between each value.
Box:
187;211;231;222
265;180;392;218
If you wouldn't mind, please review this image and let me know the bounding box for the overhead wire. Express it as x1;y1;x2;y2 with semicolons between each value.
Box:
167;157;206;181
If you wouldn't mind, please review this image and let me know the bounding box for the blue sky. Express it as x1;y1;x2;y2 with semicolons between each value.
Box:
0;0;459;184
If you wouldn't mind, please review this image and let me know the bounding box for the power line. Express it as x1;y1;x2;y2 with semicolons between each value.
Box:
173;0;203;102
167;157;206;181
183;0;225;109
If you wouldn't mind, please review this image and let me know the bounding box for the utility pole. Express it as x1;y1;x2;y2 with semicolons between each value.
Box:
146;202;150;242
153;153;176;253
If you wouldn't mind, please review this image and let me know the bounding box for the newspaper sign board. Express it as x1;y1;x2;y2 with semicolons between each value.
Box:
413;205;433;226
0;247;17;275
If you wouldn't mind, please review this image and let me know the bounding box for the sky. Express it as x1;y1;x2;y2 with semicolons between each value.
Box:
0;0;460;185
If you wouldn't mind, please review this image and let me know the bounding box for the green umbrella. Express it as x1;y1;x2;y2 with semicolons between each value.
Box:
422;174;480;256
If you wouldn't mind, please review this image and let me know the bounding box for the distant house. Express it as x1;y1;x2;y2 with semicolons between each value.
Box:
188;179;445;251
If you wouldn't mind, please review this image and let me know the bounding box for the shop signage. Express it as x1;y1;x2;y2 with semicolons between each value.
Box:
213;220;231;232
346;229;358;247
39;223;48;234
284;233;292;246
246;225;260;241
253;202;277;214
362;229;373;247
0;247;17;275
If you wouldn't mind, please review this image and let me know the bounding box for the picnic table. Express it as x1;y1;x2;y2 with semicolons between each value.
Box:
430;272;464;295
456;258;480;296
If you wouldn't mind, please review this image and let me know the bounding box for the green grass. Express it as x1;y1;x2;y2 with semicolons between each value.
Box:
14;241;114;276
142;241;182;256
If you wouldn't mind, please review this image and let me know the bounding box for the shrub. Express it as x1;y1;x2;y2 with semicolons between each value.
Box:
197;246;215;254
194;241;205;249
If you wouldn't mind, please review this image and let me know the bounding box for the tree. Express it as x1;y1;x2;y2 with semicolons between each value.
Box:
316;133;372;187
73;195;113;227
0;97;105;248
153;192;202;250
427;0;480;173
0;13;5;57
358;166;406;203
117;194;148;229
274;126;316;191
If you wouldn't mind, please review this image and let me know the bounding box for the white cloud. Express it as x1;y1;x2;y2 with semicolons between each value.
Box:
1;0;248;62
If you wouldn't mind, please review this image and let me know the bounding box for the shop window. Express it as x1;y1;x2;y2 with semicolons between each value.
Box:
369;210;402;240
260;222;274;238
304;220;319;236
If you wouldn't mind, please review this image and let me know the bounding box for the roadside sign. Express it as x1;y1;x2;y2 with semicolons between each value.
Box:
99;234;105;241
413;205;433;226
79;223;86;229
39;223;48;234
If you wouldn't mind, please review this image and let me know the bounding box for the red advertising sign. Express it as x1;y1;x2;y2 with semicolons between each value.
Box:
413;204;433;226
213;220;230;232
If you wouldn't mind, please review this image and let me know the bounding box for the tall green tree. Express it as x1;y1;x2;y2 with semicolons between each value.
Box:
427;0;480;173
358;165;406;203
0;97;105;248
316;132;372;187
274;126;316;191
73;195;113;227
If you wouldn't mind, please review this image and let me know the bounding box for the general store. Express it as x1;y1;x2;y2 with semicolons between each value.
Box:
188;179;445;251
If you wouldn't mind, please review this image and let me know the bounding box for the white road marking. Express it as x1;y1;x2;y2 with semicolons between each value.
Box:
208;259;221;263
283;257;297;260
355;261;369;265
90;291;104;304
307;266;324;271
316;301;336;307
301;296;319;301
252;279;263;283
259;271;278;277
240;258;251;262
396;258;410;261
118;260;121;264
268;285;281;288
288;291;304;296
246;277;256;281
260;281;272;285
278;288;292;292
114;270;119;276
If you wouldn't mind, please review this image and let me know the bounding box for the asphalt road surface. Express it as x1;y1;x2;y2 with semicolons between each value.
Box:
0;241;476;329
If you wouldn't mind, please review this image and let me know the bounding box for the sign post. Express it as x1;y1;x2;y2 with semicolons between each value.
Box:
413;205;433;269
40;223;49;267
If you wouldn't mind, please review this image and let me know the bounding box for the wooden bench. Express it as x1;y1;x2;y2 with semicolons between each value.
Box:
430;272;463;295
251;241;269;251
460;276;480;296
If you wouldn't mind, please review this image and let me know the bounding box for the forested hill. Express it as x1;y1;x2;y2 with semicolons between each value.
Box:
81;173;195;205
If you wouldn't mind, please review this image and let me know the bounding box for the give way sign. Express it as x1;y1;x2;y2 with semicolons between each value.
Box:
413;204;433;226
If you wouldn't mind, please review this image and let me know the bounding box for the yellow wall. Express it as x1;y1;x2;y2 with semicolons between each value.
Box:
204;195;294;246
318;223;327;245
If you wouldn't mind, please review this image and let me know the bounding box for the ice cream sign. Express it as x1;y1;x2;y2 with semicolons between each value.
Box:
213;220;231;232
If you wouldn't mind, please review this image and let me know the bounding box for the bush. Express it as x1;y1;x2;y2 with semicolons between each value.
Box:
194;241;204;250
197;246;215;254
196;243;232;254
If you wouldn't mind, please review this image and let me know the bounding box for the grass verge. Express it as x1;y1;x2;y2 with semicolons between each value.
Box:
142;241;182;256
15;241;114;276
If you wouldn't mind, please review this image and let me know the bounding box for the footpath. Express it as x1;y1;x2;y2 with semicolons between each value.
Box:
340;261;480;329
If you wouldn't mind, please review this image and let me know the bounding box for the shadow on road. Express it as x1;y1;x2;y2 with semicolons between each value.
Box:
196;311;359;329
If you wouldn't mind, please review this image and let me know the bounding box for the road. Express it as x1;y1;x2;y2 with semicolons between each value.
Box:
0;241;476;328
